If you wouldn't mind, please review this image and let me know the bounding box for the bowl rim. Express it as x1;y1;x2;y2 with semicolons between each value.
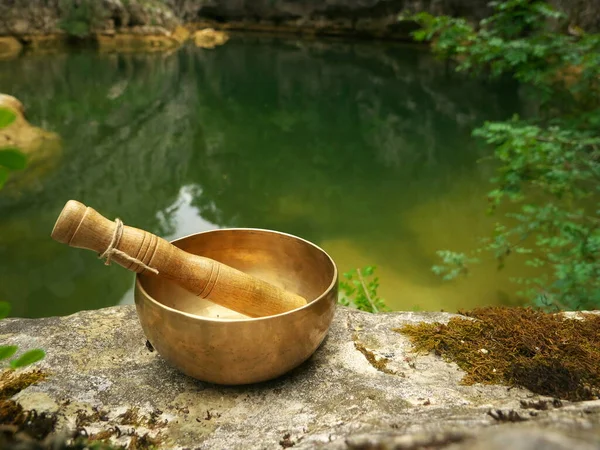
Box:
135;227;338;323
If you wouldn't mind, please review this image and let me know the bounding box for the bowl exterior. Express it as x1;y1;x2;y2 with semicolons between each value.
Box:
133;229;338;385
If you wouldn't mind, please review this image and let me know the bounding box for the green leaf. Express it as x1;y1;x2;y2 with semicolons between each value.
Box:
0;345;18;361
0;149;27;171
10;349;46;369
0;301;10;319
0;108;16;129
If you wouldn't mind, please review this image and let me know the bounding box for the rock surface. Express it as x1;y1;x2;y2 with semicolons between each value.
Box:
97;27;184;53
0;306;599;449
0;0;598;42
0;94;62;194
0;36;22;59
193;28;229;48
0;0;179;37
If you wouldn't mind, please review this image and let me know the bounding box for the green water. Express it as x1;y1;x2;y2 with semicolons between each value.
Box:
0;36;526;318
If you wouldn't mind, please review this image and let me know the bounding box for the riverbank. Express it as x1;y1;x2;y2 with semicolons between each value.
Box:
0;0;598;58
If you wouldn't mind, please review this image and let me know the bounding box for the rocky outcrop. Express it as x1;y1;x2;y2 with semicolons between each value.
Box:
183;0;492;39
0;306;599;449
0;0;598;46
97;26;186;52
0;0;185;53
193;28;229;48
0;36;22;59
0;94;62;193
182;0;600;36
552;0;600;32
0;0;178;37
0;0;491;41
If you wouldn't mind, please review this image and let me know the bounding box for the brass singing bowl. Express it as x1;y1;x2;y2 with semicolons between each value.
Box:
134;228;338;385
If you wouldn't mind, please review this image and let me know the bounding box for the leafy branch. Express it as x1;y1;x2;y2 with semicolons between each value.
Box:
338;266;388;313
403;1;600;311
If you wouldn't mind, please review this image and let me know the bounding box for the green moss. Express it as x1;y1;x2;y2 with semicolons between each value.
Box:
395;307;600;401
0;369;47;400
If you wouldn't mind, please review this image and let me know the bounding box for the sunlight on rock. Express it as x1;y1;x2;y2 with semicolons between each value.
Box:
194;29;230;49
0;94;62;194
0;37;22;60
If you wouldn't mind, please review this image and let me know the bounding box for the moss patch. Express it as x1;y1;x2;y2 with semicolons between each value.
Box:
0;370;47;400
0;399;57;443
0;398;27;427
128;433;161;450
395;307;600;401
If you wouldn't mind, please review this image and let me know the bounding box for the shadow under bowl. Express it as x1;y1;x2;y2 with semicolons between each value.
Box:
134;228;338;385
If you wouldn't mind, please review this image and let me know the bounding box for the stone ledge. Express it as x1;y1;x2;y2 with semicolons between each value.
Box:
0;306;599;449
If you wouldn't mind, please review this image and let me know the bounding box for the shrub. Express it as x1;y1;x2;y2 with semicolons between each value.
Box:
403;1;600;310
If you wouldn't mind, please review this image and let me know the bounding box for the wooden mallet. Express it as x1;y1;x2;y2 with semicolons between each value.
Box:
51;200;307;318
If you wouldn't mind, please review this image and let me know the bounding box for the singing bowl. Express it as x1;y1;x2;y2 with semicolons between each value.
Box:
134;228;338;385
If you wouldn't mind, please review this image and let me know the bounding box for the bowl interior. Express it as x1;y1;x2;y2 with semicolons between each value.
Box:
139;229;337;320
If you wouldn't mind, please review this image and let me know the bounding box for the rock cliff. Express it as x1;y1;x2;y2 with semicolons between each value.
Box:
0;0;597;42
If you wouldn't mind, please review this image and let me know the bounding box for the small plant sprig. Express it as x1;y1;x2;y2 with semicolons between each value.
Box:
338;266;388;313
0;302;45;369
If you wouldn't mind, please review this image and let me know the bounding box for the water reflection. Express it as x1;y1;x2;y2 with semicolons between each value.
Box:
0;37;523;318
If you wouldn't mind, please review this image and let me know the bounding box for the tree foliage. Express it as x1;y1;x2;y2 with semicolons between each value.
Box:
58;0;106;38
404;0;600;310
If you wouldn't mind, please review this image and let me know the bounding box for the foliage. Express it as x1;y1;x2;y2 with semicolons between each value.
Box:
58;0;106;38
0;109;43;368
0;302;45;369
0;108;16;128
0;108;27;189
396;306;600;401
404;1;600;310
339;266;388;313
